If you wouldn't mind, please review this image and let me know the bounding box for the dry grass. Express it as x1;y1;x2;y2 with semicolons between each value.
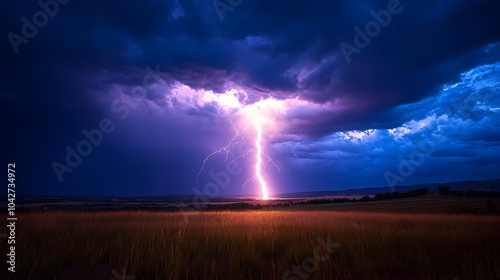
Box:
1;211;499;279
288;196;500;214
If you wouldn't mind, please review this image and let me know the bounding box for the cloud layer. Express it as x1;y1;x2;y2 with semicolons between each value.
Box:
1;0;499;196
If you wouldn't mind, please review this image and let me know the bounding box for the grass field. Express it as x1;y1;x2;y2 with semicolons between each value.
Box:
1;201;499;280
288;196;500;214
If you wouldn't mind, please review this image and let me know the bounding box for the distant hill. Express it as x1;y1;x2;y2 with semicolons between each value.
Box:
276;179;500;198
7;179;499;201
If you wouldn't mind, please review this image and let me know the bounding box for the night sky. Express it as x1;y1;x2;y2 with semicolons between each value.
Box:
2;0;500;197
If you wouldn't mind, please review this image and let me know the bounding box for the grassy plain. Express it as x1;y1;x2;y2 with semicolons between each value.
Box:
1;197;499;279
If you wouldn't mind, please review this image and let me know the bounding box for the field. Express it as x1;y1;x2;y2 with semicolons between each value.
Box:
288;196;500;214
1;198;500;280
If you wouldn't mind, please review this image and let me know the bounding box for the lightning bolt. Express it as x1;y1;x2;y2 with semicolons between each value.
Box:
288;142;305;166
254;120;269;200
195;119;247;184
288;143;298;159
195;98;282;199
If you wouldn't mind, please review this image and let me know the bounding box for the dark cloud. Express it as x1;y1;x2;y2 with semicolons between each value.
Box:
1;0;499;195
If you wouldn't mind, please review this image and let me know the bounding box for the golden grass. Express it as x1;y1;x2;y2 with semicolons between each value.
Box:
1;211;499;279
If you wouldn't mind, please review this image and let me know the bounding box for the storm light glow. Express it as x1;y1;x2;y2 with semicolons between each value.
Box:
3;0;500;201
254;117;269;200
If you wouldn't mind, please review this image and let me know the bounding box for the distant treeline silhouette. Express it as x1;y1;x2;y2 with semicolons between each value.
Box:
438;185;500;198
13;187;499;213
374;188;429;200
205;187;431;210
192;188;432;210
450;190;500;198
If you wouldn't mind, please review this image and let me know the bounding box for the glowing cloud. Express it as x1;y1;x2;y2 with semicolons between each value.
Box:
254;119;269;199
176;86;340;199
